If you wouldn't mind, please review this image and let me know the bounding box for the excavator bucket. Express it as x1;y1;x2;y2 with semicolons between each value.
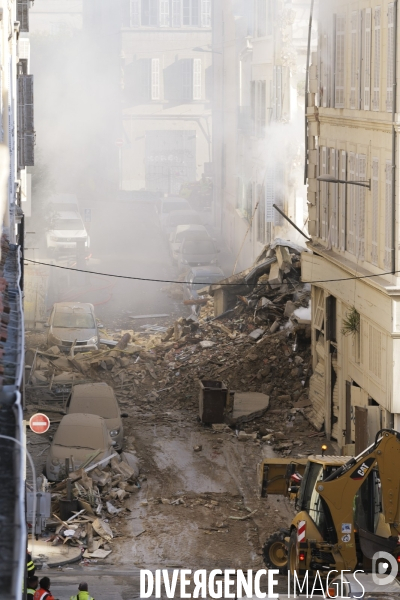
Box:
259;458;308;497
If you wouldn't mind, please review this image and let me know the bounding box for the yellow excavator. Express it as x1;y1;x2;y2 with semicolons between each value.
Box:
260;429;400;577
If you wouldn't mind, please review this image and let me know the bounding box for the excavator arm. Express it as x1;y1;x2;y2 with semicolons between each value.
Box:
317;429;400;569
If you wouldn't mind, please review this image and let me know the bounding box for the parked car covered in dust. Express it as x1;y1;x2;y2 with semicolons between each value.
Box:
66;383;126;451
46;413;115;481
47;302;99;353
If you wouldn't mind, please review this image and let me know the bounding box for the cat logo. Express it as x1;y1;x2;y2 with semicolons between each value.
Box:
350;457;375;480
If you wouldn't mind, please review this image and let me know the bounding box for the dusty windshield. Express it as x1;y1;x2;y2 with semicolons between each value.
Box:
70;396;118;419
53;311;95;328
53;219;85;230
182;240;215;254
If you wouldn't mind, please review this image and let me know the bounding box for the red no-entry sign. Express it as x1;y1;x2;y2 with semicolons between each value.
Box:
29;413;50;434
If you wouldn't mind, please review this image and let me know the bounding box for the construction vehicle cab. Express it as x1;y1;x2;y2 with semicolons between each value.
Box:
260;430;400;579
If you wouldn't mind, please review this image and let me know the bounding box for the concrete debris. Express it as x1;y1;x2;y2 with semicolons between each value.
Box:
249;328;264;341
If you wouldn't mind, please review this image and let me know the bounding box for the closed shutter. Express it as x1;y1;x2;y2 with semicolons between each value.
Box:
272;66;282;121
193;59;201;100
371;158;379;265
257;184;265;243
335;15;345;108
373;7;381;111
384;161;393;268
356;154;366;260
320;147;328;240
17;0;29;32
314;287;325;330
151;58;160;100
265;167;274;224
350;11;358;109
339;150;347;251
363;8;372;110
159;0;169;26
274;164;284;226
201;0;211;27
172;0;181;26
130;0;141;26
331;149;339;247
17;74;34;168
347;153;356;253
387;3;395;112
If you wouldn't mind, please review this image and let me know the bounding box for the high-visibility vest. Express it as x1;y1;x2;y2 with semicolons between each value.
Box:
34;589;53;600
70;594;95;600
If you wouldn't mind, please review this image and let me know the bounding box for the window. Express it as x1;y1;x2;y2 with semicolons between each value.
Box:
151;58;160;100
384;161;393;269
373;7;381;111
254;81;266;137
387;3;395;112
17;74;34;168
160;0;170;26
17;0;29;32
142;0;158;25
334;15;345;108
350;11;358;109
182;59;192;100
130;0;141;26
371;158;379;265
201;0;211;27
172;0;181;26
183;0;199;26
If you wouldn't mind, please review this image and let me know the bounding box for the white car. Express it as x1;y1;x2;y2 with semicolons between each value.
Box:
46;211;90;254
155;197;192;229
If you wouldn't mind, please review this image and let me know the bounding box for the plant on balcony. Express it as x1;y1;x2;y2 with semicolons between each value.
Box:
341;306;360;337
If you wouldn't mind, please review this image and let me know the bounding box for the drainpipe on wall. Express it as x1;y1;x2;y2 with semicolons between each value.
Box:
304;0;315;186
393;0;398;274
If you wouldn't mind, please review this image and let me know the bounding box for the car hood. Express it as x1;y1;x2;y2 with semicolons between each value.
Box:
104;417;121;431
50;230;87;238
49;444;109;464
50;327;97;342
181;251;216;260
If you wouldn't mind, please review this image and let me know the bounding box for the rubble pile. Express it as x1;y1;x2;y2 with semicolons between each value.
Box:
46;451;141;556
26;240;318;457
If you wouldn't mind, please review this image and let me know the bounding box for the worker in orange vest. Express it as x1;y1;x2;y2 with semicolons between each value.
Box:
33;577;58;600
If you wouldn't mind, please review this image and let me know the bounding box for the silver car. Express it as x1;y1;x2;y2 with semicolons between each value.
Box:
169;224;212;262
163;210;203;237
65;383;126;451
47;302;99;353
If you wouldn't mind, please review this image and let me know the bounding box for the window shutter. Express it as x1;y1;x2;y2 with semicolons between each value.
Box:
320;146;328;240
265;167;274;224
384;161;393;268
172;0;181;26
17;0;29;32
387;3;394;112
356;154;366;260
339;150;347;251
130;0;141;26
273;164;284;226
201;0;211;27
335;15;345;108
160;0;169;26
373;7;381;111
17;74;34;168
193;58;201;100
151;58;160;100
350;11;358;109
330;149;339;247
257;184;265;243
363;8;372;110
371;158;379;265
273;66;282;121
347;152;356;253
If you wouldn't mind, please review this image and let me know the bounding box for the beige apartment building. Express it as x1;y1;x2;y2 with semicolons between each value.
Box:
304;0;400;450
212;0;311;272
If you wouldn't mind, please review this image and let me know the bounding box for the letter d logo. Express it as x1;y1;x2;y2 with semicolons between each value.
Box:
372;552;398;586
